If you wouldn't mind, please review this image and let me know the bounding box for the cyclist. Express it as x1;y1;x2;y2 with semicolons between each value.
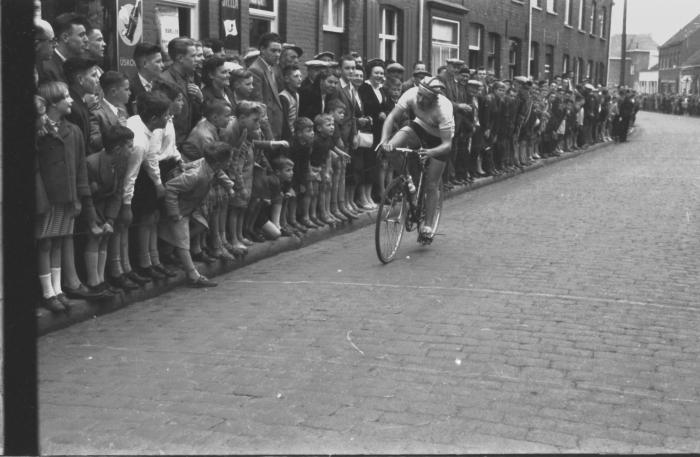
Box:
378;76;455;239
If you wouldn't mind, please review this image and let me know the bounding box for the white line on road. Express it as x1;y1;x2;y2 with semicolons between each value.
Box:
232;279;698;313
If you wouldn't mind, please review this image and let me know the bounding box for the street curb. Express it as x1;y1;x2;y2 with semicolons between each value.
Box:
37;134;629;335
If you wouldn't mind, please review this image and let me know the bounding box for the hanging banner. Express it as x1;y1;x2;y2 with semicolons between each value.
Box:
221;0;240;52
156;6;180;55
116;0;143;73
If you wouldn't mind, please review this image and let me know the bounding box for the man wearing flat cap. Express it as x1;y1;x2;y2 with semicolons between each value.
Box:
401;61;428;94
275;43;303;89
512;76;535;167
248;32;284;139
300;59;329;92
314;51;335;62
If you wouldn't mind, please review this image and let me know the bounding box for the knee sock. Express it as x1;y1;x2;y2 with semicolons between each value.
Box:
39;274;55;299
51;267;63;296
85;249;99;287
97;247;107;283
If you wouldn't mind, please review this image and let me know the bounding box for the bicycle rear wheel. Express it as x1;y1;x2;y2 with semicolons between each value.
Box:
375;178;408;263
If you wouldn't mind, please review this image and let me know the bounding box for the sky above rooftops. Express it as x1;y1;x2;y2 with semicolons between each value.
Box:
609;0;700;45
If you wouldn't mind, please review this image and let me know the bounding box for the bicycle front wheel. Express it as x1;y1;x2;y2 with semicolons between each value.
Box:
375;178;408;263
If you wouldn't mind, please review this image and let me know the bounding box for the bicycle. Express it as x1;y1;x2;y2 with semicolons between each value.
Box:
375;147;444;264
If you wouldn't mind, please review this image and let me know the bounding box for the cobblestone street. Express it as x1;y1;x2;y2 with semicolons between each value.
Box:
39;111;700;454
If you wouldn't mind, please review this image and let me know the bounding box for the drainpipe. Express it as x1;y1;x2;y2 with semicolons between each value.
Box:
418;0;424;62
526;0;533;77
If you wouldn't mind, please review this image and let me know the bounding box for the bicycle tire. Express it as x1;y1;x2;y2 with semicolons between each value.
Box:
375;178;408;263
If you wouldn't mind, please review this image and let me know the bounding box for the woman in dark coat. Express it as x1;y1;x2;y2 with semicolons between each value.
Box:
357;59;392;207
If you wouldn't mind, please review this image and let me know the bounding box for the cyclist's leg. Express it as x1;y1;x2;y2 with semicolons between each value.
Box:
386;125;422;150
423;158;446;233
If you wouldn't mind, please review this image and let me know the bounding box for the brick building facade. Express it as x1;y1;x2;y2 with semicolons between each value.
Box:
657;13;700;94
40;0;613;84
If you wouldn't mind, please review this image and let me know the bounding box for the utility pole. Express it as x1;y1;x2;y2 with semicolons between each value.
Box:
619;0;628;86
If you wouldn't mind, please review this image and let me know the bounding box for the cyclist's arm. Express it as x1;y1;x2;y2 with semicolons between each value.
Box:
380;104;407;147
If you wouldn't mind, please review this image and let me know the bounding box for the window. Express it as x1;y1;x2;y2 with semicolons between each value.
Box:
530;41;539;78
468;23;484;69
546;0;557;13
431;17;460;72
534;0;544;9
487;33;501;77
587;59;593;80
564;0;574;25
322;0;344;32
249;0;278;45
509;37;522;79
379;7;399;61
562;53;570;74
599;6;607;38
578;0;585;30
590;1;597;35
544;45;554;79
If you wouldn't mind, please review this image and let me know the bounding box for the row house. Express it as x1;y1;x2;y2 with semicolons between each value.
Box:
39;0;612;84
658;13;700;94
607;34;658;90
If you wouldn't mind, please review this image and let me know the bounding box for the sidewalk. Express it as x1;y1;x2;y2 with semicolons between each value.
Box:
37;137;628;335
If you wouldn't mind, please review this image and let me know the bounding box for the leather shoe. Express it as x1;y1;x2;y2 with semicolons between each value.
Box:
137;266;166;280
63;283;108;299
187;275;217;288
55;293;71;306
126;270;152;285
212;249;236;261
42;296;65;313
108;274;139;291
152;263;177;278
289;220;308;233
192;251;217;264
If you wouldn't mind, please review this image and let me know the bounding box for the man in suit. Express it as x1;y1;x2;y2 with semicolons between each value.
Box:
159;37;202;148
91;71;131;151
127;43;164;116
248;32;284;140
34;19;56;85
64;57;102;154
39;13;89;84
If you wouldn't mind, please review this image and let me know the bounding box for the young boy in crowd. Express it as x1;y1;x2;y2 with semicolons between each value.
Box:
269;156;297;236
289;117;317;229
159;141;234;288
181;99;236;261
279;64;303;142
311;113;339;225
325;98;352;223
85;125;134;294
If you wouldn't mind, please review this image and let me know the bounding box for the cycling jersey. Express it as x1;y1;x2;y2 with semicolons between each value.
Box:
395;86;455;140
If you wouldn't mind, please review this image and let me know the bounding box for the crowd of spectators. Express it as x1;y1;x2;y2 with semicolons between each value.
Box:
33;12;636;313
639;92;700;117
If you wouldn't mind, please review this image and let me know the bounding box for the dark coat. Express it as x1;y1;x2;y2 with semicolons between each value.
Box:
86;150;124;221
248;57;284;140
36;120;92;206
66;85;100;154
38;51;66;84
127;73;148;116
90;99;126;152
158;66;201;147
357;82;391;142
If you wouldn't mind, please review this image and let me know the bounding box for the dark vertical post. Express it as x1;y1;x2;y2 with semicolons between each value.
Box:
619;0;627;86
4;0;39;453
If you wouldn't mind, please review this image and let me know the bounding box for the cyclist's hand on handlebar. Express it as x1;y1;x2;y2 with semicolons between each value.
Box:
417;148;430;164
379;142;393;153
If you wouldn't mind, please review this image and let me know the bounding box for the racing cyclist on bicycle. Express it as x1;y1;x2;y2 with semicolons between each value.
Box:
378;76;455;239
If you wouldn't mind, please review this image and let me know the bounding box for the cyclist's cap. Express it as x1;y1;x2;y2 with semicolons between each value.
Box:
418;76;446;95
303;59;330;68
467;79;483;87
386;62;405;72
446;58;465;66
412;69;430;77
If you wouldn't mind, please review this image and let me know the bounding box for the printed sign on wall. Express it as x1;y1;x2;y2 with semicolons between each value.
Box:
116;0;143;73
156;6;180;55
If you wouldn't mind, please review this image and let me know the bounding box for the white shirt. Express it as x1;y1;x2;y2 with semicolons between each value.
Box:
123;115;161;204
151;120;182;163
103;98;119;117
395;87;455;139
